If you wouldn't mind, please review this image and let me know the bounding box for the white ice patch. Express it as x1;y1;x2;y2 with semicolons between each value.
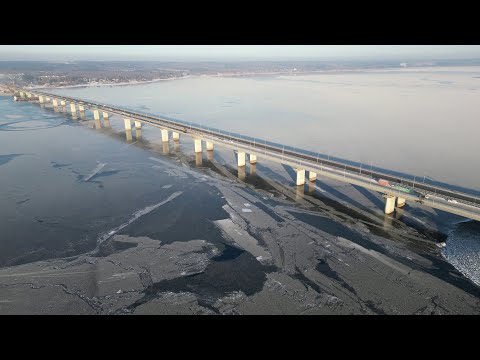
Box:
241;208;252;213
84;163;106;182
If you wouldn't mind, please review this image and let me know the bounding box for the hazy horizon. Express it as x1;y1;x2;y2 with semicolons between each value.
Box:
2;45;480;62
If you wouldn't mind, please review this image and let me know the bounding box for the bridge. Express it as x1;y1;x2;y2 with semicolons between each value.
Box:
10;87;480;222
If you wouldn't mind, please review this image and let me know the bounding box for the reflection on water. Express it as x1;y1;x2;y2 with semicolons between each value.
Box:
238;165;246;181
162;142;169;155
206;149;213;161
250;163;256;175
296;184;304;201
125;129;132;141
195;152;202;167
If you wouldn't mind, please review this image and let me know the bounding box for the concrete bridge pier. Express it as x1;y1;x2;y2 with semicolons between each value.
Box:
93;110;100;121
46;97;51;102
296;169;306;186
52;99;59;112
172;132;180;141
250;154;257;164
161;129;169;143
397;197;406;208
384;195;396;215
237;151;246;167
194;139;202;153
309;171;317;182
124;118;131;130
19;91;25;99
60;100;66;111
70;103;76;114
206;142;214;151
27;93;32;99
134;121;141;137
39;96;44;104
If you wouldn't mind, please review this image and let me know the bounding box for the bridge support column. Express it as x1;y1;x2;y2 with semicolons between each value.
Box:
134;121;142;130
309;171;317;182
102;112;109;120
124;118;131;130
237;152;246;167
46;97;51;102
161;129;169;142
206;141;214;151
296;169;305;186
250;154;257;164
27;93;32;99
397;197;406;208
172;132;180;141
385;195;396;215
194;139;202;153
93;110;100;121
19;91;25;99
70;103;76;113
60;100;66;108
39;96;44;104
52;99;58;107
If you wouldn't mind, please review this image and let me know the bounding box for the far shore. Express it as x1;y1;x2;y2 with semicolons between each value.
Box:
22;65;480;91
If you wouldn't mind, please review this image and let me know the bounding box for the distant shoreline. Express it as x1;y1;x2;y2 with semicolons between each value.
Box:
24;65;480;91
27;75;193;90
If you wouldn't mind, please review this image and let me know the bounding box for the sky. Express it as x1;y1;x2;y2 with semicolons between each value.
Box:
1;45;480;61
